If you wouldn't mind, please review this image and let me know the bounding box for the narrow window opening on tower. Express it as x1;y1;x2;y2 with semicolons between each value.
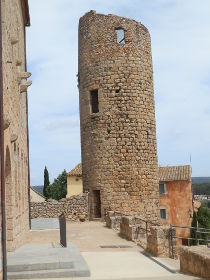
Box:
116;28;125;45
90;89;99;114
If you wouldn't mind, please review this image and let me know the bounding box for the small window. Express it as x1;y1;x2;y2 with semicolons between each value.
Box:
159;183;167;195
160;208;167;220
116;28;125;45
90;89;99;114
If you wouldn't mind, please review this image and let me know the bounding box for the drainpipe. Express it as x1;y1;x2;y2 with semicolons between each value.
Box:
0;0;7;279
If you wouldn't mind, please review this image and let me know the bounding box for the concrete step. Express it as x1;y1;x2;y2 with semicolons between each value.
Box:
7;244;90;279
7;261;74;272
7;267;90;279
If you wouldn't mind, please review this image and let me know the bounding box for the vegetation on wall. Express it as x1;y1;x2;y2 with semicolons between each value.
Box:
45;170;67;200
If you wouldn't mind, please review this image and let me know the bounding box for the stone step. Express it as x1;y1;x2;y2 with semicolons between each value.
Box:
7;261;74;272
7;244;90;279
7;267;90;279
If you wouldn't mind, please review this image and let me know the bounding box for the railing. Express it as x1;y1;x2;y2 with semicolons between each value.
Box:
170;224;210;258
133;220;210;258
132;217;160;240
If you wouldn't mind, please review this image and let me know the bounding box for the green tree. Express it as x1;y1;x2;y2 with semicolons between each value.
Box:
47;170;67;200
192;183;210;195
43;166;50;198
190;211;197;245
190;203;210;245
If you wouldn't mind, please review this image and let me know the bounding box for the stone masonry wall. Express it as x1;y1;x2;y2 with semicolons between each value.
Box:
30;194;88;222
106;211;122;231
120;216;150;249
146;226;176;258
180;246;210;279
107;211;177;258
79;10;160;222
2;0;31;252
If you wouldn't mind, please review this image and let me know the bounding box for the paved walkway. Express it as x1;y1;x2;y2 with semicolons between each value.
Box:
26;221;201;279
31;218;59;230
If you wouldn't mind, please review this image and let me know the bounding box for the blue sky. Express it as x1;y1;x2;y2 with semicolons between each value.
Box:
27;0;210;185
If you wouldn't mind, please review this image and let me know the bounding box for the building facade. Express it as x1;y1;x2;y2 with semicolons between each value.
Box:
30;187;45;203
159;165;193;244
79;11;160;222
1;0;31;260
66;164;83;198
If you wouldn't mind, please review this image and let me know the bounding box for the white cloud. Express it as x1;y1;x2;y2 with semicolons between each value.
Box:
27;0;210;184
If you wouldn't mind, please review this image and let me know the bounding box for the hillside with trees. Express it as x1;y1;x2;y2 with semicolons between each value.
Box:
192;183;210;195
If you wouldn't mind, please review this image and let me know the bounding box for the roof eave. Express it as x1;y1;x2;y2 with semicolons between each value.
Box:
160;179;191;183
68;174;82;177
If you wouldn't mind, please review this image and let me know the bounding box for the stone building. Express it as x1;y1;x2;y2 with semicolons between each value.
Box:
0;0;31;261
66;164;83;198
159;165;193;244
79;11;160;222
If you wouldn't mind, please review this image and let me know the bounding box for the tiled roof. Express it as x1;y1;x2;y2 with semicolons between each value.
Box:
68;163;82;177
158;165;191;182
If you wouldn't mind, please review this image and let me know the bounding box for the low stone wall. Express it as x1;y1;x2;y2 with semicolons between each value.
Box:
180;246;210;279
146;226;176;258
120;216;134;240
106;211;122;231
119;215;157;251
119;216;147;249
106;211;177;258
30;194;88;222
134;217;149;249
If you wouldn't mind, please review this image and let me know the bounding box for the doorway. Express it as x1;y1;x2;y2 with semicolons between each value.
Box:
92;190;101;218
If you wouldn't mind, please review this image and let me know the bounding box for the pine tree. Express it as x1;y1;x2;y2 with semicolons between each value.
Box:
43;166;50;198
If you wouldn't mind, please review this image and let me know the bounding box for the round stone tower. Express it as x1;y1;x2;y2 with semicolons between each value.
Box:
79;11;160;223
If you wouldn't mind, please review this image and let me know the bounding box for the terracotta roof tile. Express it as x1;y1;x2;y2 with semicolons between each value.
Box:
68;163;82;176
158;165;191;182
